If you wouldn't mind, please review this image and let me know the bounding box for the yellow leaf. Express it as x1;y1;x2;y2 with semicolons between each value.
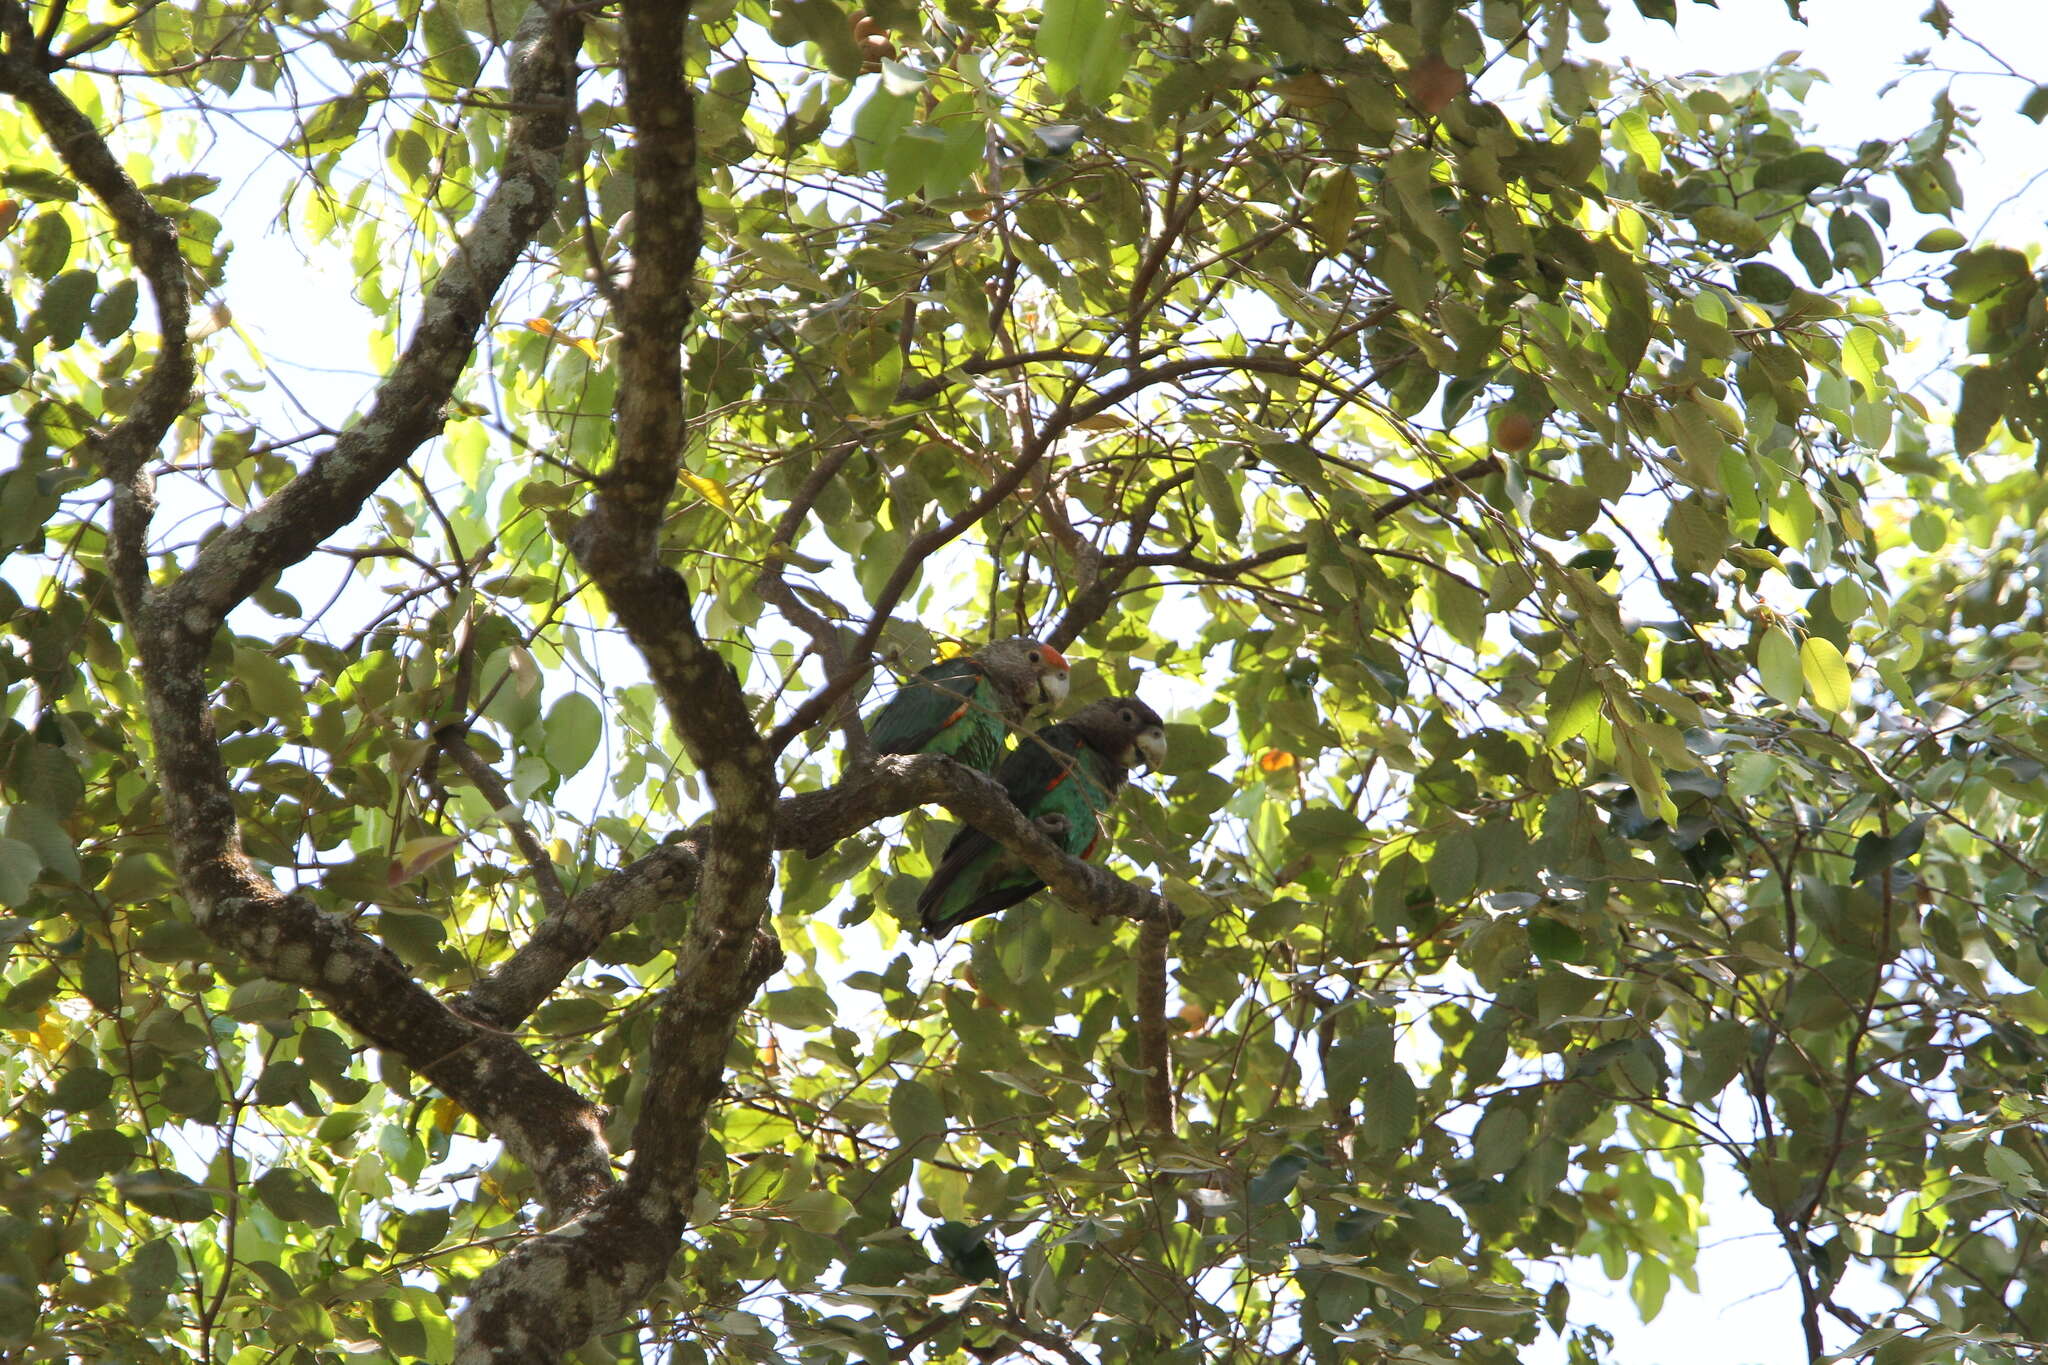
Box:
1259;749;1297;772
681;470;733;515
389;835;463;885
1801;636;1854;713
523;317;601;362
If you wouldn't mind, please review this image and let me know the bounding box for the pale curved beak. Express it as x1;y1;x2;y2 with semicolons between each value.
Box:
1135;727;1168;772
1040;669;1071;710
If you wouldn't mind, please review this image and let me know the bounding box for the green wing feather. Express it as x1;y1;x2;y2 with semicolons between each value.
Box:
867;657;1004;769
916;725;1115;935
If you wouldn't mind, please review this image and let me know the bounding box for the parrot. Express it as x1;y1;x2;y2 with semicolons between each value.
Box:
865;636;1071;773
916;696;1168;936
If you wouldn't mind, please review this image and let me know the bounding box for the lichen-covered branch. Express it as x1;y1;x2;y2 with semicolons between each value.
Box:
462;752;1176;1044
157;2;584;637
461;2;776;1360
0;0;193;606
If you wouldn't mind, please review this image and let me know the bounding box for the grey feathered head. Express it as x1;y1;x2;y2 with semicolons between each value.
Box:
978;636;1071;720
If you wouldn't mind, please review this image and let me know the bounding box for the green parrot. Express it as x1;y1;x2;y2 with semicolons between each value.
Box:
865;636;1071;773
916;696;1168;936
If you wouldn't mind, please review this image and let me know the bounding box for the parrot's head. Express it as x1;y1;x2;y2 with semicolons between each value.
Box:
989;635;1071;712
1069;696;1168;773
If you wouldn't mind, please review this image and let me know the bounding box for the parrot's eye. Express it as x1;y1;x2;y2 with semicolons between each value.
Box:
1120;708;1135;723
1028;649;1041;662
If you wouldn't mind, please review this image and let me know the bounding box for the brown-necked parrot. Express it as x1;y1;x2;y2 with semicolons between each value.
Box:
866;636;1070;773
916;696;1168;936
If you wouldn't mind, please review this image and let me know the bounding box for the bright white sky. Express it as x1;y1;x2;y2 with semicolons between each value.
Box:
170;1;2048;1360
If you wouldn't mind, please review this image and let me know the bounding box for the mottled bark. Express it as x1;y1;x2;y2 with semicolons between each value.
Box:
456;0;778;1359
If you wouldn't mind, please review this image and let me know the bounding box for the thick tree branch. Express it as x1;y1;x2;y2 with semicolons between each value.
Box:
464;754;1175;1038
470;2;774;1360
194;888;613;1221
154;3;583;639
0;1;193;606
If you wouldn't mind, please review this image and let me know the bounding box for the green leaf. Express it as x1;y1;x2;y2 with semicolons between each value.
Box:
233;646;307;724
1612;110;1660;171
1828;209;1884;283
49;1063;114;1113
1682;1019;1751;1103
6;804;78;884
1841;326;1885;397
1038;0;1133;104
1545;659;1602;744
3;167;77;201
1757;628;1802;705
762;986;836;1029
1733;262;1794;304
0;837;43;906
849;86;915;176
1850;814;1928;885
1946;247;2030;305
1691;206;1768;256
89;278;139;344
1753;150;1847;195
1361;1064;1417;1151
1248;1152;1308;1206
542;692;603;778
117;1169;216;1223
1470;1100;1533;1175
1955;363;2006;454
889;1078;947;1150
30;269;96;350
22;211;72;280
393;1206;451;1254
1427;826;1477;904
253;1168;341;1228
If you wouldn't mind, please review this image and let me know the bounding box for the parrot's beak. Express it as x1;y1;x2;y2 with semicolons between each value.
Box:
1134;727;1168;773
1039;668;1071;710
